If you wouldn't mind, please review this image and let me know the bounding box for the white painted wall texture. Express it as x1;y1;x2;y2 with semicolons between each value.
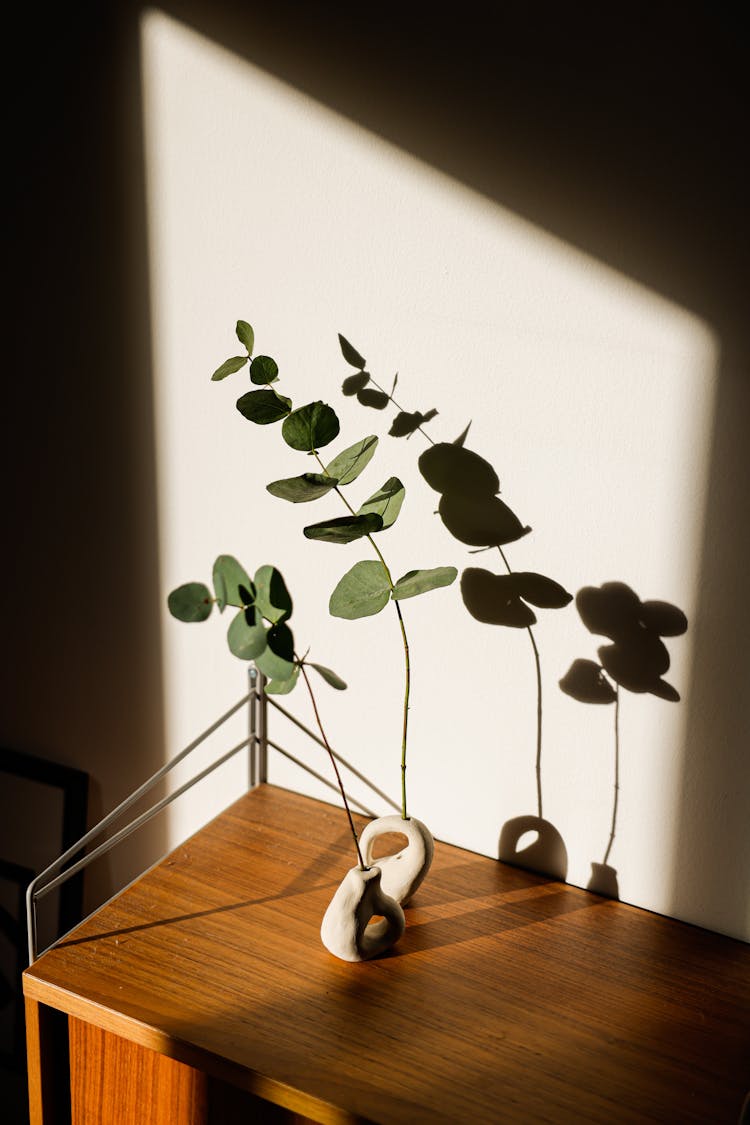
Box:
141;12;747;940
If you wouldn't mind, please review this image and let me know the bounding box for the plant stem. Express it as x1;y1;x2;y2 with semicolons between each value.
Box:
315;452;412;820
602;686;620;866
297;657;366;869
498;546;543;819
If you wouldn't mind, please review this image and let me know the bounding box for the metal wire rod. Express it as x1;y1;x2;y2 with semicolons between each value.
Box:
265;738;377;818
26;692;251;962
265;695;400;812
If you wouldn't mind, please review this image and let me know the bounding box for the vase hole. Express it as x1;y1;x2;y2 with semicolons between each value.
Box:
516;830;540;851
370;831;409;860
366;915;385;927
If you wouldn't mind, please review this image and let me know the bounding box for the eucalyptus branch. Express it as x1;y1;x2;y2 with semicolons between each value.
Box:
315;453;413;821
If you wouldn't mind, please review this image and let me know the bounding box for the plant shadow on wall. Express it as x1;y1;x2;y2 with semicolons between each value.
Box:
339;336;573;881
559;583;688;899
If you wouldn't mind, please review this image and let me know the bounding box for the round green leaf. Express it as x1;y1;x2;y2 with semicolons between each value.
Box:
266;473;339;503
342;371;370;396
329;560;391;619
235;320;254;353
212;555;253;612
227;611;267;660
236;389;292;424
167;582;213;622
256;638;296;682
303;513;383;544
265;666;300;694
325;436;378;485
211;355;248;382
253;565;293;624
338;333;366;368
282;401;340;451
357;477;405;530
308;662;347;690
250;355;279;385
391;566;457;601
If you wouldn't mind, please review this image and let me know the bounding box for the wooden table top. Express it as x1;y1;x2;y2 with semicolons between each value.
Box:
24;785;750;1124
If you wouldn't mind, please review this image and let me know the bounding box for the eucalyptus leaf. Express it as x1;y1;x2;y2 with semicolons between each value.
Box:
211;355;248;382
342;371;370;396
325;435;378;485
256;643;296;682
212;555;253;611
235;320;254;353
357;387;389;410
167;582;213;622
250;355;279;385
236;389;292;424
227;611;267;660
253;565;293;624
266;473;339;503
391;566;457;601
303;513;383;544
338;334;366;368
329;560;392;619
357;477;405;530
308;662;347;690
265;665;301;694
282;401;340;451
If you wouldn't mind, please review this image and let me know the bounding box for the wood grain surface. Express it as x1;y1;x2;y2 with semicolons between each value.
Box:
23;785;750;1124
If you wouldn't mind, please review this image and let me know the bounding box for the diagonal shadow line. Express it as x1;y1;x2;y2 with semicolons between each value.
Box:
55;878;340;949
397;887;607;955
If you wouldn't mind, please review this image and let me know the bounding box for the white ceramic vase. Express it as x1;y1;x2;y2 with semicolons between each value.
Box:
320;865;405;962
359;815;434;906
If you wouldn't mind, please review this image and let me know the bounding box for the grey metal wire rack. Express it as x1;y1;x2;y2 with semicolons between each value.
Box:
25;666;398;964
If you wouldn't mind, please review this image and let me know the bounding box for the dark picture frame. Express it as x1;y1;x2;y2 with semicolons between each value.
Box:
0;748;88;1069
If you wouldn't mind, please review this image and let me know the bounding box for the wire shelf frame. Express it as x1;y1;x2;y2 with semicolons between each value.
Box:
25;666;397;964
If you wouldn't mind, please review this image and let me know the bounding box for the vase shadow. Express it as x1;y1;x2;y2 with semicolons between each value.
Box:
498;814;568;881
586;861;620;900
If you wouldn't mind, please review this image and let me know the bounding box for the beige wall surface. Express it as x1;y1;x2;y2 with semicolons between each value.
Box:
6;4;748;942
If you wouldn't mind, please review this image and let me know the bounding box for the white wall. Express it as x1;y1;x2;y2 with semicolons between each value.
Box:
141;11;747;940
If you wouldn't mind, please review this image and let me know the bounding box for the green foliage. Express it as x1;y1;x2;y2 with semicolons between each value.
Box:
325;436;378;485
309;663;347;690
329;561;392;619
236;389;292;424
235;320;254;353
265;666;300;694
250;355;279;385
253;565;293;624
227;609;267;659
282;401;340;451
303;513;384;544
168;582;213;622
392;567;458;601
357;477;405;530
212;356;248;382
266;473;339;503
212;555;253;612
